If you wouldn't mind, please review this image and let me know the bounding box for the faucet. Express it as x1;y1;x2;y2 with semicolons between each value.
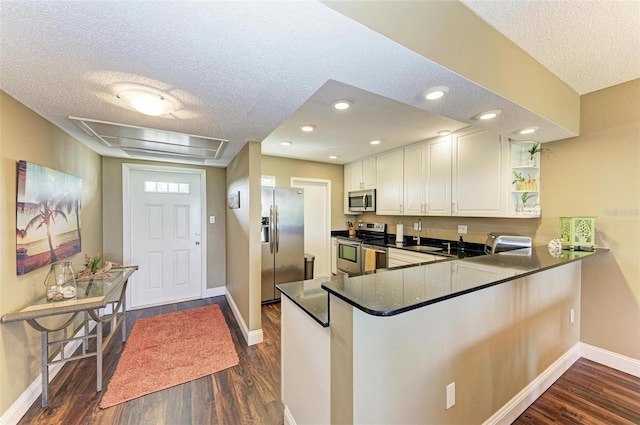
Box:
412;219;423;245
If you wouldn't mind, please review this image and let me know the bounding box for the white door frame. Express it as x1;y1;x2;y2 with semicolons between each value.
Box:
122;163;207;308
290;177;331;278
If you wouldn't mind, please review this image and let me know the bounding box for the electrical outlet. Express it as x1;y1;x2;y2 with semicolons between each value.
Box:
209;216;216;224
457;225;467;234
446;382;455;409
570;308;575;324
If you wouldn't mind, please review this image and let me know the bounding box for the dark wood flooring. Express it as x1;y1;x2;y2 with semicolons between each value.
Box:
17;296;640;424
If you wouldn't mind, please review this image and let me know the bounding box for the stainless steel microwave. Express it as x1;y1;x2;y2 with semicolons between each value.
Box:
348;189;375;213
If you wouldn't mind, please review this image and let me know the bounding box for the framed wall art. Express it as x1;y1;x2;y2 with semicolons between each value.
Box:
16;161;83;275
228;191;240;209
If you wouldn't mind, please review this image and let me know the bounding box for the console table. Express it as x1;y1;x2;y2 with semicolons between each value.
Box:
1;266;137;407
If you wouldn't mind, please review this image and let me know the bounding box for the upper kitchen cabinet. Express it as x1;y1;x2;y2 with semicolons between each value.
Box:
452;128;509;217
402;135;451;216
376;148;404;215
345;156;376;192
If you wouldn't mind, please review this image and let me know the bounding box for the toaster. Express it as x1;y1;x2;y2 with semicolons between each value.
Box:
484;232;532;254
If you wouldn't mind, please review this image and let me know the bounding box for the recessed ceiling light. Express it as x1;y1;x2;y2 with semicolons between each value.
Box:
369;140;381;145
333;99;352;110
518;127;539;135
280;141;292;146
329;155;338;159
438;130;451;136
117;89;176;116
475;109;501;120
300;124;316;132
423;86;449;101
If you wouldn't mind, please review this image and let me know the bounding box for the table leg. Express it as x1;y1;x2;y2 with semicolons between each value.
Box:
41;331;48;407
122;293;127;343
97;321;102;392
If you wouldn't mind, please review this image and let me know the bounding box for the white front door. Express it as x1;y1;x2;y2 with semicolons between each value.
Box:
291;178;331;278
125;166;204;309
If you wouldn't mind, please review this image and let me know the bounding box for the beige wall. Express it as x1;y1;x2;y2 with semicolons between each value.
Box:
102;157;227;289
541;80;640;359
226;142;263;335
262;155;346;230
0;91;103;416
323;0;580;134
362;79;640;360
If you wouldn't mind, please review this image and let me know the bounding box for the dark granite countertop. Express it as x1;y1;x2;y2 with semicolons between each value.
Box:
323;246;607;317
277;246;607;326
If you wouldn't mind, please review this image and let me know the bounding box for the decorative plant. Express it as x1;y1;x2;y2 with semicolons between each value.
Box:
521;192;534;205
512;171;525;186
527;142;551;158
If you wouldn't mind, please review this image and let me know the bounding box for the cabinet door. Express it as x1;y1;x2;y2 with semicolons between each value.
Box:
362;156;377;189
331;237;337;275
376;149;404;215
343;163;352;214
452;129;509;217
403;142;426;216
348;160;363;191
425;136;452;215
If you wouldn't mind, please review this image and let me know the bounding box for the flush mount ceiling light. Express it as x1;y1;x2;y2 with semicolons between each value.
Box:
329;155;338;159
475;109;501;120
300;124;316;132
423;86;449;101
518;127;539;135
369;140;381;145
332;99;352;110
438;130;451;136
116;89;177;116
280;141;292;146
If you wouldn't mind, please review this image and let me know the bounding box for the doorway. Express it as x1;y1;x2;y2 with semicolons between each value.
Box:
290;177;331;278
123;164;206;309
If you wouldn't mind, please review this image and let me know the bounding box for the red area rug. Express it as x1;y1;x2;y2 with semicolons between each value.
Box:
100;304;239;408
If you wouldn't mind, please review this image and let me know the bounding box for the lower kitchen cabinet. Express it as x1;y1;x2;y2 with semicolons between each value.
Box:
388;247;438;268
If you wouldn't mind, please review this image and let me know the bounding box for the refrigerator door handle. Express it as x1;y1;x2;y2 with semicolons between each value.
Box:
275;205;280;253
269;205;274;254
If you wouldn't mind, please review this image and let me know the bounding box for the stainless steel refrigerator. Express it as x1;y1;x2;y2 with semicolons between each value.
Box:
261;187;304;303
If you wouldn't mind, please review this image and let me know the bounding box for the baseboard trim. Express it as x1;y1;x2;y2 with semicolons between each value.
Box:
581;342;640;378
283;405;297;425
205;286;225;298
483;342;581;425
1;321;97;425
224;289;263;346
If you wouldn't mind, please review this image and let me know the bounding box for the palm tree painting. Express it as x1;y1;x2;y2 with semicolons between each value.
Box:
16;161;82;275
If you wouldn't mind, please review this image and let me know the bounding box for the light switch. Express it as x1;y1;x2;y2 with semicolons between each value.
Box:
209;216;216;224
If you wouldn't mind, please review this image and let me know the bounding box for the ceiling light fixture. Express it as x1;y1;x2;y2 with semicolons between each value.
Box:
300;124;316;132
518;127;539;135
116;89;176;116
329;155;338;159
475;109;501;120
423;86;449;101
333;99;352;110
369;140;381;145
438;130;451;136
280;141;292;146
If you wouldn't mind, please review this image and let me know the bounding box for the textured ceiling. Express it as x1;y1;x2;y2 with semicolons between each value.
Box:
1;1;631;167
461;0;640;95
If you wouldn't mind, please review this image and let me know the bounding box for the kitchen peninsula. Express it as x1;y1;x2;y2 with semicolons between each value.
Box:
277;247;606;425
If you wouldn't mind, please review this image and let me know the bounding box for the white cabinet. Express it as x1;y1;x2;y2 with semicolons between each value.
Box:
509;141;541;217
452;128;509;217
346;157;376;191
387;247;438;268
403;136;452;216
331;237;337;275
376;149;404;215
403;142;426;216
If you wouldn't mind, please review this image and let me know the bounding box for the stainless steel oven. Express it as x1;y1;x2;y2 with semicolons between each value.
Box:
336;238;362;275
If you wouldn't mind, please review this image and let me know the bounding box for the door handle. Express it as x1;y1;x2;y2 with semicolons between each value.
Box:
275;205;280;253
269;205;274;254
